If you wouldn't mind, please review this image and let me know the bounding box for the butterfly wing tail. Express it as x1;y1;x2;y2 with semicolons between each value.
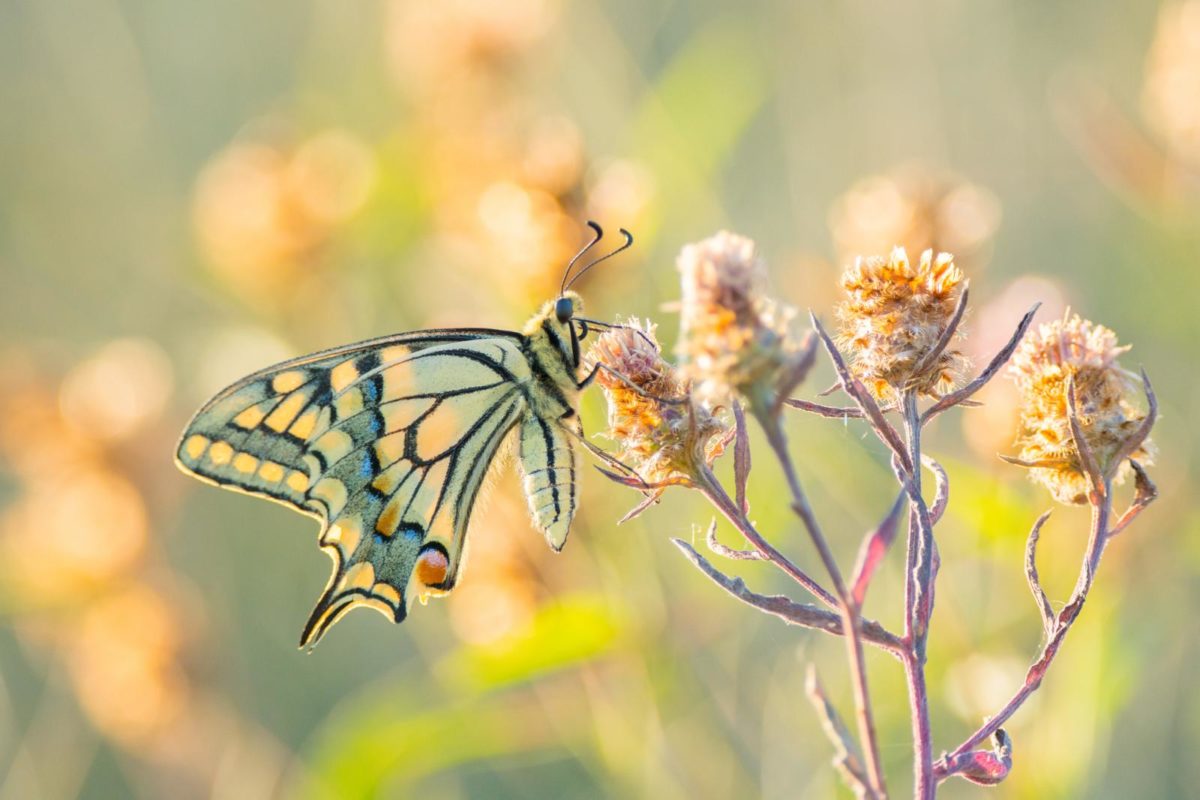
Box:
299;534;411;650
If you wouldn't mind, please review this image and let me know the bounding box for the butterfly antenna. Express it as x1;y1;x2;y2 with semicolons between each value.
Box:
576;317;659;353
565;228;633;291
560;220;604;296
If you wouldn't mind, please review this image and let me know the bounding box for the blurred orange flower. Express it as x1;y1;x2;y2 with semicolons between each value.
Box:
829;164;1000;271
1143;1;1200;167
193;129;376;299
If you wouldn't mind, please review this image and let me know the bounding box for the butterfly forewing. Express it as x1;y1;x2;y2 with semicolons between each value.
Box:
176;329;564;647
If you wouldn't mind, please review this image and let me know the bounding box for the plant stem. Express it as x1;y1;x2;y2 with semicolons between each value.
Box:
900;392;936;800
757;414;888;800
903;651;935;799
934;485;1113;781
695;468;839;610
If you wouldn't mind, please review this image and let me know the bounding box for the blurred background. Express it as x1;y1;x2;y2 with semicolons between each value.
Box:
1;1;1197;797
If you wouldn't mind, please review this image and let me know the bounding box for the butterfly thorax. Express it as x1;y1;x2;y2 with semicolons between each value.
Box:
519;291;584;419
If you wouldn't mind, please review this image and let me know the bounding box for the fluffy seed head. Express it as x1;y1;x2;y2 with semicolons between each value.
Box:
836;247;968;400
676;231;798;403
1008;313;1155;505
588;320;727;486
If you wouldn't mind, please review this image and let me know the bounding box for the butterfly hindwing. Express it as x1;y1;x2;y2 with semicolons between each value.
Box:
302;373;530;647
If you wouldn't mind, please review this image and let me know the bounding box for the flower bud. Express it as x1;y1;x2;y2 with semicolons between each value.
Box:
676;231;801;409
588;320;727;487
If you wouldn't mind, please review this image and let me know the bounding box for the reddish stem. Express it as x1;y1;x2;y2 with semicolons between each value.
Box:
935;488;1112;781
756;414;888;799
900;392;936;800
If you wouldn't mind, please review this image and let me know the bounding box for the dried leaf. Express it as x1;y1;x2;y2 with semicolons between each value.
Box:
1024;511;1055;637
732;401;751;514
923;303;1040;424
805;666;874;799
849;493;905;607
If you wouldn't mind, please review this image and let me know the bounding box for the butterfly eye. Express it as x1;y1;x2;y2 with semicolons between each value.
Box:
555;297;573;323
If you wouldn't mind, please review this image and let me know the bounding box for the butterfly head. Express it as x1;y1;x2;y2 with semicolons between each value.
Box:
525;290;586;371
554;295;575;324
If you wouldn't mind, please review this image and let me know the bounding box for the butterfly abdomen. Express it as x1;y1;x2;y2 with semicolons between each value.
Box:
517;415;579;551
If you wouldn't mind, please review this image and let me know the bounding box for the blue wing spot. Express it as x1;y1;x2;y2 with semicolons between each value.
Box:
359;451;376;480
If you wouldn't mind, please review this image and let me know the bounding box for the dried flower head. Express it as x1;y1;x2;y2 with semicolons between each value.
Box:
676;231;801;407
837;247;968;400
588;320;727;488
1008;313;1155;505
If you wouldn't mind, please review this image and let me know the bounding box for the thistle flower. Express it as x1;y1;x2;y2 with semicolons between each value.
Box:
588;320;727;488
676;231;802;409
1007;313;1155;505
836;246;968;401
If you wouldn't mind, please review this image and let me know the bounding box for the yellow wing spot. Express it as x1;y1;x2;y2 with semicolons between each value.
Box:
233;404;266;429
330;359;359;392
375;500;400;537
415;402;461;460
343;562;376;591
183;434;209;460
372;583;402;605
288;409;319;440
312;477;348;514
208;441;234;465
373;434;405;472
286;470;310;493
380;360;416;402
379;345;410;364
406;460;449;529
359;596;399;618
372;460;411;497
265;392;308;432
312;428;354;464
272;370;306;393
258;461;285;482
325;517;362;555
382;396;435;433
334;387;364;420
233;452;259;474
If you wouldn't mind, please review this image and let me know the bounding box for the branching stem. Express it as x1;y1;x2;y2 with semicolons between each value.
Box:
935;486;1113;782
756;411;888;800
900;391;936;800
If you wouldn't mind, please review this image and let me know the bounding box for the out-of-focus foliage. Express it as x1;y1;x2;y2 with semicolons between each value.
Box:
1;1;1197;798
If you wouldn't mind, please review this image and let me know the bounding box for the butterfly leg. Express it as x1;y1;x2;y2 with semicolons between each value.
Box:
581;363;690;407
576;362;601;390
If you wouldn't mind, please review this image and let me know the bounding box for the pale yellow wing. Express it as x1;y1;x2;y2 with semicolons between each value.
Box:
175;330;534;648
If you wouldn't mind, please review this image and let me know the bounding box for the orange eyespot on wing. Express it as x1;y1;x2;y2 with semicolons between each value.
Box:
416;545;450;587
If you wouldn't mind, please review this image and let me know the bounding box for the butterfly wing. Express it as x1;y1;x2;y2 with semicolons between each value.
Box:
175;329;533;648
